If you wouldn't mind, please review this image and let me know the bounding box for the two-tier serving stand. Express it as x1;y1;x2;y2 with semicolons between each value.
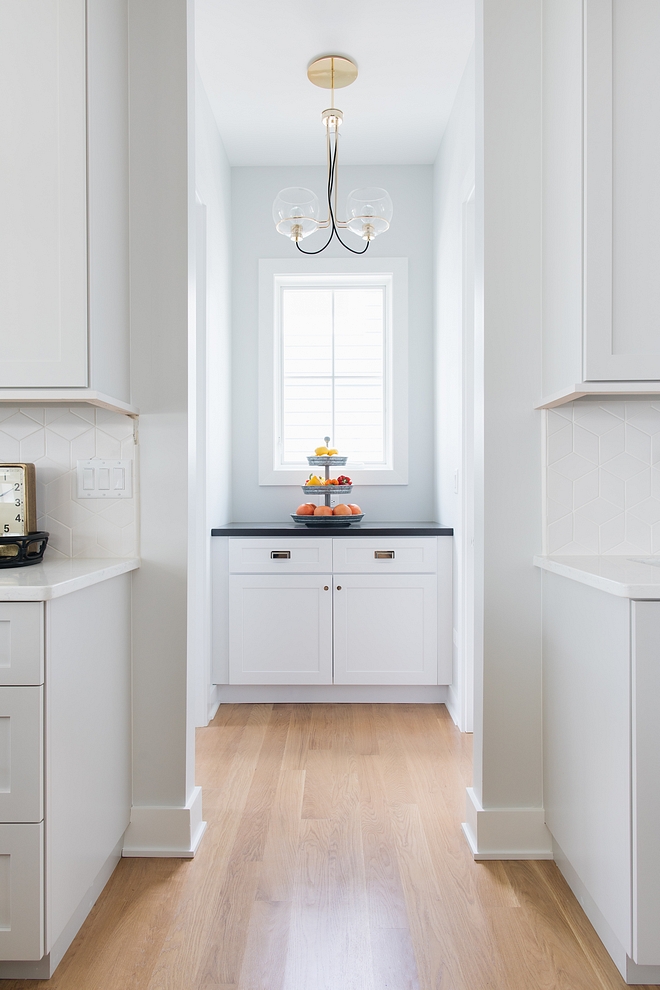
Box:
291;437;364;527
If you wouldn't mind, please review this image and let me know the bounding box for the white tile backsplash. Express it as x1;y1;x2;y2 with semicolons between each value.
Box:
0;407;137;559
546;399;660;554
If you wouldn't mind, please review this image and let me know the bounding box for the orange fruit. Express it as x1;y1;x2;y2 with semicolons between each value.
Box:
348;503;362;514
296;503;315;515
314;505;333;516
333;504;351;515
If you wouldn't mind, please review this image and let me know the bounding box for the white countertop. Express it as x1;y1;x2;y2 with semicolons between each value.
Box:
534;555;660;599
0;557;140;601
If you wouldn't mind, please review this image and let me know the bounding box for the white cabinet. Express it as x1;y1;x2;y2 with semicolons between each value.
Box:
0;575;131;979
217;536;452;687
229;574;333;685
543;0;660;398
0;0;129;398
543;572;660;983
0;824;44;962
333;574;438;685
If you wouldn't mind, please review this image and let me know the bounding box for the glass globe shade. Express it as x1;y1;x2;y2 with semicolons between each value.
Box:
346;187;393;239
272;188;320;240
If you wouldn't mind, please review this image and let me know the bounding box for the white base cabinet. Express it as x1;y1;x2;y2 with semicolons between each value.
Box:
229;574;333;685
215;535;452;688
0;575;131;979
334;574;437;685
543;572;660;984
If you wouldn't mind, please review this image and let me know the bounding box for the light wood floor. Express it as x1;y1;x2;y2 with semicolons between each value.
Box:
6;703;658;989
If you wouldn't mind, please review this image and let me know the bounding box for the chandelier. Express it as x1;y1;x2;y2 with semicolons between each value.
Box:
272;56;393;256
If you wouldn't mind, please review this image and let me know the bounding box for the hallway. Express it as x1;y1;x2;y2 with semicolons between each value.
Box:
5;704;655;989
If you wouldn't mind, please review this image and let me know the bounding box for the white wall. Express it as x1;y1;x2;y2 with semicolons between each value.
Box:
230;164;436;523
196;74;232;531
124;0;202;855
191;72;232;725
466;0;547;856
433;51;475;729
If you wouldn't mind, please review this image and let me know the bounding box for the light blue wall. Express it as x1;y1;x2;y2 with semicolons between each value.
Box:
230;164;435;522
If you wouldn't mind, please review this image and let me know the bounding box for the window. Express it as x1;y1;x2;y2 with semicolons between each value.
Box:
259;258;408;485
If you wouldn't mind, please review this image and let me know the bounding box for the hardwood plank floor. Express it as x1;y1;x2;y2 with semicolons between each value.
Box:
5;703;658;989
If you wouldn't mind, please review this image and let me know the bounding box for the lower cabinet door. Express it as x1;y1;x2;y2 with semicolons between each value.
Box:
0;823;44;961
334;574;438;685
0;686;43;823
229;574;333;684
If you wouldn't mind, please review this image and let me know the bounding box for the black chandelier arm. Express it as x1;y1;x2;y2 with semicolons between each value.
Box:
327;136;370;254
295;232;335;255
294;125;369;256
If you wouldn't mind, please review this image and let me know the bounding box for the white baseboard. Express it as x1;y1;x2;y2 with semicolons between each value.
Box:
445;685;460;727
552;837;660;985
462;786;553;860
207;683;221;722
215;684;449;704
122;786;206;858
0;838;123;979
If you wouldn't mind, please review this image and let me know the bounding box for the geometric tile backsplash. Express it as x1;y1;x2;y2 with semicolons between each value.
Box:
0;406;137;559
546;398;660;554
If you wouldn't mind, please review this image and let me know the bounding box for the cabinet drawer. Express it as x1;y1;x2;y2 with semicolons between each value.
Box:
0;687;43;824
0;823;44;961
332;537;437;573
229;538;332;573
0;603;44;686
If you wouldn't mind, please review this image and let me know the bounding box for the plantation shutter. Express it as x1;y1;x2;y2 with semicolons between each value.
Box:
280;283;386;466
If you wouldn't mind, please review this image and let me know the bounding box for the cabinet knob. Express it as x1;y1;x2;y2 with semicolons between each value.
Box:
374;550;395;559
336;585;342;590
324;586;329;591
270;550;291;559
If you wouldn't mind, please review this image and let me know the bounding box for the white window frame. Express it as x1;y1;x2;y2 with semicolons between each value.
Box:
258;257;408;486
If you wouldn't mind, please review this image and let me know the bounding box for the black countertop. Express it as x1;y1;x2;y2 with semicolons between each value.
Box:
211;522;453;537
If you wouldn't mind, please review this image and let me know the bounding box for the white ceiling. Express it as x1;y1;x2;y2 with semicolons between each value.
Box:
194;0;474;166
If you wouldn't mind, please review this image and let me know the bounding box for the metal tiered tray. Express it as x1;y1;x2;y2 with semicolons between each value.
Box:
301;484;352;495
291;513;364;528
307;455;348;466
296;438;362;527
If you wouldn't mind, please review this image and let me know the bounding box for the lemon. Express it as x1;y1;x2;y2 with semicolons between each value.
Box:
327;448;338;456
314;445;329;456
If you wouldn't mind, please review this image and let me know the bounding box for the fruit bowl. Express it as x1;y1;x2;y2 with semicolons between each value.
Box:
291;513;364;528
301;484;352;495
306;455;348;466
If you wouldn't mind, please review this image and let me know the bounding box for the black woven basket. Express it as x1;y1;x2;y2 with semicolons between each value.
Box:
0;532;49;568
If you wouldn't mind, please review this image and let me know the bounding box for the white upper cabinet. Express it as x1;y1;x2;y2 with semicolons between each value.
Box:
0;0;129;398
543;0;660;398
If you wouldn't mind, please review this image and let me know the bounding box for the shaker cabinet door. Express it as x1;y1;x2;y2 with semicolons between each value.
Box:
333;574;438;685
0;823;44;961
0;0;88;387
229;574;333;684
583;0;660;381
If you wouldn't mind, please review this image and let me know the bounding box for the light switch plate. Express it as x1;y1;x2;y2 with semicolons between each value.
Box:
76;460;133;499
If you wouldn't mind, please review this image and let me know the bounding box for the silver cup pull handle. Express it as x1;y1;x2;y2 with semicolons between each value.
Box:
374;550;395;559
271;550;291;559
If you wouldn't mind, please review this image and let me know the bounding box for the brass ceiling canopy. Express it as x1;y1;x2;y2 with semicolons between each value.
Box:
307;55;358;91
